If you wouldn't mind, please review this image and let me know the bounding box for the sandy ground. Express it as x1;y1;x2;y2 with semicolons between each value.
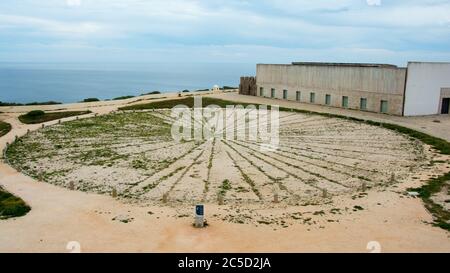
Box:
1;91;450;253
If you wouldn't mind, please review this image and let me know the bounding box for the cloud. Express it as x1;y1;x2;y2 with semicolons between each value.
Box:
0;0;449;64
0;14;110;38
366;0;381;6
66;0;82;7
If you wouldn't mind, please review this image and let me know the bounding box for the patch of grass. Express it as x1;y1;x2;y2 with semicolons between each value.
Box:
408;173;450;230
119;97;260;111
0;101;62;106
0;121;12;137
141;91;161;96
81;98;100;103
19;110;91;124
221;86;238;90
219;179;232;196
313;210;325;216
131;158;147;170
113;95;135;100
0;186;31;219
257;220;272;225
143;166;185;191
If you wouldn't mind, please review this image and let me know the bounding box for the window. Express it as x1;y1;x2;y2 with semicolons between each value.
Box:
342;96;349;108
283;90;288;99
360;98;367;110
260;87;264;97
310;92;315;103
380;100;388;113
271;88;275;98
325;94;331;105
296;91;301;101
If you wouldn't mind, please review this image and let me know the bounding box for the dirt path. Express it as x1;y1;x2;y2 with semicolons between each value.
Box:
1;92;450;253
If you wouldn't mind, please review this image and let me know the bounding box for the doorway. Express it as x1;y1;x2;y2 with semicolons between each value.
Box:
442;98;450;114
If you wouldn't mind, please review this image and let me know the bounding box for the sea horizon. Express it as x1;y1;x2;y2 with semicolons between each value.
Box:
0;62;255;104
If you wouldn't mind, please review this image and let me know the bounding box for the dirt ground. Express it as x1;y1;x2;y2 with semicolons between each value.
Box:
1;91;449;253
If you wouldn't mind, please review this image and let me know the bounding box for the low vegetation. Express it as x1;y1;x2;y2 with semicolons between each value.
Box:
141;91;161;96
0;101;62;107
81;98;100;103
409;173;450;230
0;186;31;219
219;179;232;196
221;86;238;90
119;96;257;111
113;95;135;100
19;110;91;124
0;121;12;137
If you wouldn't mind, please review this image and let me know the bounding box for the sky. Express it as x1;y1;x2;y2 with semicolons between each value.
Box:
0;0;449;66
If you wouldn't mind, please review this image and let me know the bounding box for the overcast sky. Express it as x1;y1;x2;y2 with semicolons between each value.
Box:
0;0;449;66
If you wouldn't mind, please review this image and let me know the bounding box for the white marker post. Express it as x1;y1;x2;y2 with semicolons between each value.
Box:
194;204;205;228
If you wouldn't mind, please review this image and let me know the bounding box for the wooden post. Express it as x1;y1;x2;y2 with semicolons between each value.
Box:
273;193;279;203
218;193;224;205
390;173;396;183
112;188;117;198
162;193;168;203
69;181;75;190
361;182;367;192
322;189;328;198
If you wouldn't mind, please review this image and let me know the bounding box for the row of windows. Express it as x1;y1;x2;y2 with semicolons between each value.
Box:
260;88;389;113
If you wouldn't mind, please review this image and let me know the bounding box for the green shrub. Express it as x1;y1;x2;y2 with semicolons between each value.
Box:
113;95;135;100
141;91;161;95
0;121;12;137
0;187;31;219
82;98;100;102
0;101;62;106
19;110;91;124
25;110;45;117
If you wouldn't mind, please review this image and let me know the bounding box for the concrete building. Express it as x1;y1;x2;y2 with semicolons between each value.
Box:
404;62;450;116
239;61;450;116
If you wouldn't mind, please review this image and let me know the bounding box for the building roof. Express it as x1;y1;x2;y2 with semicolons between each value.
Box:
291;62;398;68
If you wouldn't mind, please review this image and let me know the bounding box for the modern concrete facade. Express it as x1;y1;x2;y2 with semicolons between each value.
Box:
239;61;450;116
404;62;450;116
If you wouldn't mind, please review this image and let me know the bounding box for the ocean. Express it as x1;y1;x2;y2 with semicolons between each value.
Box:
0;63;255;104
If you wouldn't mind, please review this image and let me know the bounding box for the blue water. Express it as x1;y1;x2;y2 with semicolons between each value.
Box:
0;63;255;103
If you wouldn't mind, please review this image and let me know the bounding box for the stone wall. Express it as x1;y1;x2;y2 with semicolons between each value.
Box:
239;77;257;96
